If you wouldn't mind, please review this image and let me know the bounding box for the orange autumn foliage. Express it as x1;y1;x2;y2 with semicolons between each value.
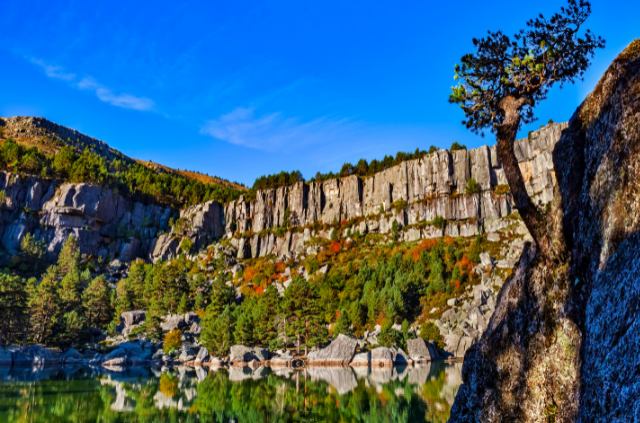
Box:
243;266;258;283
411;238;439;263
275;260;287;273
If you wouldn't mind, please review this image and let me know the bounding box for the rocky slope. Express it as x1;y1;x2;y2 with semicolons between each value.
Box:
449;39;640;423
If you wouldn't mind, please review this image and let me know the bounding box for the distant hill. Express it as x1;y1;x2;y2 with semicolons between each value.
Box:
0;115;246;191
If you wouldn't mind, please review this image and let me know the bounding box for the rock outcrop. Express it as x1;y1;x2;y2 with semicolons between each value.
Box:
449;39;640;423
406;338;439;362
307;334;358;366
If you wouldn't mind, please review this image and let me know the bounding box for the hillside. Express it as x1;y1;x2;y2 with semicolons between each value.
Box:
0;116;246;192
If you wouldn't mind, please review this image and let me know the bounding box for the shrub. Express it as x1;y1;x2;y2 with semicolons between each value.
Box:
305;255;320;275
179;238;193;254
465;178;481;195
419;322;444;350
163;329;182;354
391;199;407;213
494;184;510;195
431;215;446;229
450;142;467;151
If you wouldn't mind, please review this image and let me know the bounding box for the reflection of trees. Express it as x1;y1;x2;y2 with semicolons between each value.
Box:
0;364;461;423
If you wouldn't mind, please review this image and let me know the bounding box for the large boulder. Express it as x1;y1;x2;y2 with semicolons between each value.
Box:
229;345;257;363
350;352;371;367
161;314;186;332
13;345;61;367
121;310;146;328
60;348;84;364
370;347;394;367
394;348;413;365
407;338;439;362
194;347;209;365
307;334;358;366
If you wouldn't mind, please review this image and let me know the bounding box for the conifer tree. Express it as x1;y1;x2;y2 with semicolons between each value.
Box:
29;274;62;345
83;275;113;329
201;305;234;356
194;292;206;313
56;235;81;276
449;0;604;258
0;273;29;347
146;298;165;341
377;319;397;348
253;285;281;348
178;293;189;315
281;277;327;355
333;308;351;338
233;301;254;346
61;310;85;346
208;275;234;316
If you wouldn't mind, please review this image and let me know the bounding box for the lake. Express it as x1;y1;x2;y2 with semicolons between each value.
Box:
0;362;462;423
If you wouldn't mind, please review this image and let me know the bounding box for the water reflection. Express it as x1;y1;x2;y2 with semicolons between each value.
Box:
0;362;462;422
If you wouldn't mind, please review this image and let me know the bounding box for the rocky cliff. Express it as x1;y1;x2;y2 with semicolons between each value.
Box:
0;121;564;265
449;39;640;423
153;122;565;262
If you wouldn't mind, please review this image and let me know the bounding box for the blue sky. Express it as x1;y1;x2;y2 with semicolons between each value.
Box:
0;0;637;186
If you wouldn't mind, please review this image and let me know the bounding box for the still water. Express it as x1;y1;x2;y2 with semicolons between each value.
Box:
0;362;462;423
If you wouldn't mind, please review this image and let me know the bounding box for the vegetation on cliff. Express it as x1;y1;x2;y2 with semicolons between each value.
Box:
0;139;244;207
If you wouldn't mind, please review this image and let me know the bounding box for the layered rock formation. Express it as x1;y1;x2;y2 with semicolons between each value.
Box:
150;122;565;262
449;39;640;423
0;117;563;264
0;176;171;261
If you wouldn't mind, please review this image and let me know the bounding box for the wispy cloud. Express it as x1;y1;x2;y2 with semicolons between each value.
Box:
77;77;155;111
29;58;155;112
30;58;76;81
201;107;359;152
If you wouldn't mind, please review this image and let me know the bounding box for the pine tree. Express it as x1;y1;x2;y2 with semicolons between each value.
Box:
201;305;234;356
333;308;350;338
113;278;134;326
208;275;234;316
194;292;206;313
83;275;113;329
146;298;165;342
178;293;189;315
29;274;62;345
253;285;281;348
233;301;254;346
61;310;85;346
56;235;80;276
0;273;29;347
281;278;327;355
377;320;397;348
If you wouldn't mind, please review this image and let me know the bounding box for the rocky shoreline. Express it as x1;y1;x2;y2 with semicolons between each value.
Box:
0;334;443;370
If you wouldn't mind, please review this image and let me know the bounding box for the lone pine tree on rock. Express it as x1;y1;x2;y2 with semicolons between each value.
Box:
449;0;604;259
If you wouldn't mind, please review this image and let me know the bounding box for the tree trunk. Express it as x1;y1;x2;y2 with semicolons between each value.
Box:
496;96;550;259
23;312;30;348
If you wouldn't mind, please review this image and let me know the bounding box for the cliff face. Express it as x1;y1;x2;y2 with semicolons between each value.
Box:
0;121;564;264
449;39;640;423
221;124;564;237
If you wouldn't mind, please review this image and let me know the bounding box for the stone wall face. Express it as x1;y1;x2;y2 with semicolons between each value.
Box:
219;122;566;237
0;122;567;263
